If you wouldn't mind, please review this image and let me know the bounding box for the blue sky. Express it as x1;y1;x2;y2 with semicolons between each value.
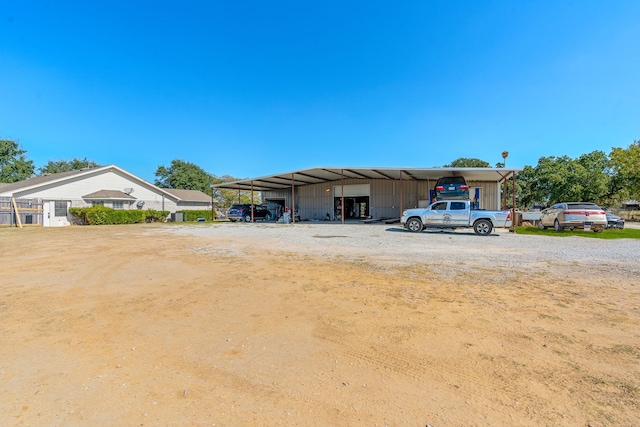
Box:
1;1;638;182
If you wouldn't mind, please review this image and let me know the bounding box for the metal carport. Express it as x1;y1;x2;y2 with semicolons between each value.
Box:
212;166;520;228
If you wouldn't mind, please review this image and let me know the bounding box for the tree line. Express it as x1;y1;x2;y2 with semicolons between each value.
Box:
2;137;638;208
0;138;256;207
443;141;639;208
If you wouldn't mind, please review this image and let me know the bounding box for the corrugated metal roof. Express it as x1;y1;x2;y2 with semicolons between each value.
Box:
211;167;521;191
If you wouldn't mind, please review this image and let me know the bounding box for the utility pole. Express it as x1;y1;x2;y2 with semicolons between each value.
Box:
501;151;509;209
209;184;216;222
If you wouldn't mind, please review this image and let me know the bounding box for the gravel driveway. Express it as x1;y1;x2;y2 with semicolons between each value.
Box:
168;222;639;278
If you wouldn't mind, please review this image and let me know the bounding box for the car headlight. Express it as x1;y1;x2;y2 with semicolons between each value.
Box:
402;210;407;216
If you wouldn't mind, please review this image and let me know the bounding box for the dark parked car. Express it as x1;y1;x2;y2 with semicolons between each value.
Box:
227;204;271;222
606;212;625;229
434;176;469;200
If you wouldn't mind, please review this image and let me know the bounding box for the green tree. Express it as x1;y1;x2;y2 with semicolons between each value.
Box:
443;158;491;167
211;174;260;207
517;165;539;208
155;160;261;207
155;159;213;195
0;139;35;182
610;140;640;200
574;151;612;205
39;157;101;174
518;152;612;208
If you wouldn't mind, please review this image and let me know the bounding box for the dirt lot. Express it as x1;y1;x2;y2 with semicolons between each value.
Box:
1;224;638;426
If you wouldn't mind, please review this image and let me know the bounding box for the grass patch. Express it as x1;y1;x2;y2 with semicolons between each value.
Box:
614;381;639;394
584;375;607;386
611;344;638;356
539;313;563;321
515;226;640;239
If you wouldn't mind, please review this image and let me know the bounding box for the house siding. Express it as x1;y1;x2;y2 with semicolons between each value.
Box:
10;170;167;204
176;201;211;210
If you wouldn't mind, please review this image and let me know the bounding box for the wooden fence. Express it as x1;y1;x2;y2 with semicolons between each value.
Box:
0;197;44;227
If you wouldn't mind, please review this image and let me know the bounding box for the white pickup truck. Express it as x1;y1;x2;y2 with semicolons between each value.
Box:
401;200;512;236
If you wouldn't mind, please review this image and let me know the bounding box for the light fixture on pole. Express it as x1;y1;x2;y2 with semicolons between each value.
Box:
501;151;509;168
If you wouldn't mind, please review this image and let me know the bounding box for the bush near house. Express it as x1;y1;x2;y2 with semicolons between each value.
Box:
69;206;169;225
177;209;215;221
144;210;170;223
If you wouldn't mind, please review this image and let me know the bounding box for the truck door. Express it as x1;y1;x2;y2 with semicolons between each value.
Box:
449;201;468;226
424;201;448;225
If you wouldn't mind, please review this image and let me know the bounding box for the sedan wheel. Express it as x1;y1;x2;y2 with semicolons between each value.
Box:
537;220;545;230
406;218;423;233
554;219;564;232
264;213;271;221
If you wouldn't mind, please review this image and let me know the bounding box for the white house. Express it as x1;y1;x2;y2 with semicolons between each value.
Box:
0;165;211;226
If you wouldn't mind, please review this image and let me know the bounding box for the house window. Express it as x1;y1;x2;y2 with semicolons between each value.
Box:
113;201;124;210
92;201;104;207
54;201;68;217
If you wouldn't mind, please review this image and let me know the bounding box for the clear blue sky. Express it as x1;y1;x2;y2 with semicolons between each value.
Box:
1;1;639;182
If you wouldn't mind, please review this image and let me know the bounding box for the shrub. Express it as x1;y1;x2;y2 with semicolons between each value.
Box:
177;209;215;221
86;206;111;225
145;210;169;223
69;207;169;225
69;207;88;223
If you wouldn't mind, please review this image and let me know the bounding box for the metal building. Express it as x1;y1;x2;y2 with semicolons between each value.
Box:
212;167;520;223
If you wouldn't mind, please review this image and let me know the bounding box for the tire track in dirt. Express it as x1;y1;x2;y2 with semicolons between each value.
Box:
312;318;589;425
312;319;524;400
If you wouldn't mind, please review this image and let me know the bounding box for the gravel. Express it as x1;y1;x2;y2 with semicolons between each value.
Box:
167;222;639;278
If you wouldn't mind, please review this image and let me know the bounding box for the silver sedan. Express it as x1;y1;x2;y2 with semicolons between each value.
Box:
538;202;607;232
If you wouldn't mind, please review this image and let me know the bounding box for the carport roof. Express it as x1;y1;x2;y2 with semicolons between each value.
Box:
212;167;521;192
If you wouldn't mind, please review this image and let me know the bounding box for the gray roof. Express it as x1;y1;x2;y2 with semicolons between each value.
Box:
211;166;521;192
0;168;92;193
82;190;137;200
162;188;211;202
0;165;181;201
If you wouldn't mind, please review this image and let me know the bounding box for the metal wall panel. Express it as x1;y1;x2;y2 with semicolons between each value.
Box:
262;179;503;220
467;181;500;210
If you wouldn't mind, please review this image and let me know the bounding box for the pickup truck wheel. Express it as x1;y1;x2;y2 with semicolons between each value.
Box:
244;214;252;223
473;219;493;236
554;219;564;232
406;218;423;233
